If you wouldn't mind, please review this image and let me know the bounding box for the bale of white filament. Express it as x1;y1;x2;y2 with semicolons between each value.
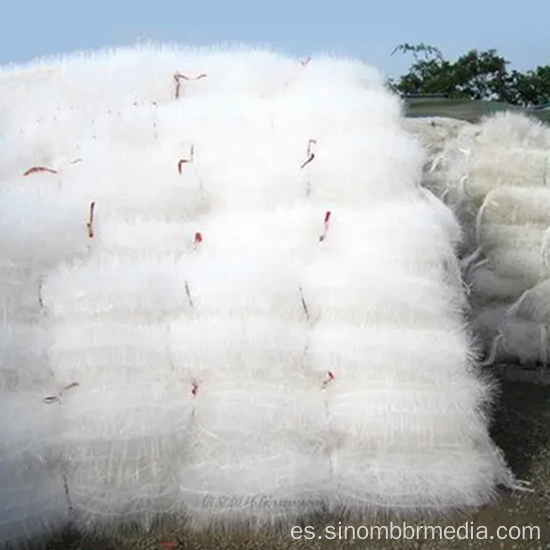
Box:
0;45;514;545
420;112;550;365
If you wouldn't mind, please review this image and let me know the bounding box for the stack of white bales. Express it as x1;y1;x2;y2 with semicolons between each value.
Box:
402;116;472;171
0;45;513;546
403;116;473;212
423;112;550;365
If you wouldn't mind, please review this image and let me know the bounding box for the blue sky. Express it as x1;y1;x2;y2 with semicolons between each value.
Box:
1;0;548;78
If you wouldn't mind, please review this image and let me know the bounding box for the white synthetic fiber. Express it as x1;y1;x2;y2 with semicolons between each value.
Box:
0;45;512;544
427;113;550;249
403;117;473;205
419;112;550;365
471;304;550;366
403;117;472;186
473;187;550;282
403;117;472;158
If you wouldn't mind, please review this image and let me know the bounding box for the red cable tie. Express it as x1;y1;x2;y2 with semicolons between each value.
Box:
86;202;95;239
300;139;316;169
185;281;195;309
319;210;331;242
174;73;207;99
43;396;61;405
178;145;195;174
23;166;58;176
194;232;203;246
45;381;79;404
299;286;311;321
322;371;335;389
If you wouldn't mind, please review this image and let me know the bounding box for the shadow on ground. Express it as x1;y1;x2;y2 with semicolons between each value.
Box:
491;378;550;478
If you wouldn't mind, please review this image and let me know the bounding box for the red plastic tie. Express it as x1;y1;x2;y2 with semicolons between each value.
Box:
299;286;310;321
322;371;335;389
319;210;331;242
300;139;317;169
174;73;207;99
23;166;58;176
43;396;61;405
62;382;79;393
86;202;96;239
44;381;79;404
178;145;195;174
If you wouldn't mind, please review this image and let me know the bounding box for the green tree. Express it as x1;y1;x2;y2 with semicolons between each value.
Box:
390;43;550;107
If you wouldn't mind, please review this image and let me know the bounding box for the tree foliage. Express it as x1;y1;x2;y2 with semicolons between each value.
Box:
390;43;550;107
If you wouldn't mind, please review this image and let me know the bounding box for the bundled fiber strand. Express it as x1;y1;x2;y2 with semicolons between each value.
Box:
417;112;550;366
0;45;512;546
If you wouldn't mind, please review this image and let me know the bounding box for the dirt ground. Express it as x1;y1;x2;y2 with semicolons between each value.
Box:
45;369;550;550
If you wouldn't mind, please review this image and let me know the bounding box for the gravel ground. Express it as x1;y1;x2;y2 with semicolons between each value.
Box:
46;371;550;550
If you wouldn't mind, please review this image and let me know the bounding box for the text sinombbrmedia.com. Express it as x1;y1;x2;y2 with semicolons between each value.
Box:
290;522;540;542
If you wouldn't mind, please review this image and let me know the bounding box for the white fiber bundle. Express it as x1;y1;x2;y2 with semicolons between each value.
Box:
403;118;473;207
470;304;548;365
474;277;550;367
468;186;550;289
0;45;512;544
403;117;472;158
0;192;76;545
425;113;550;251
418;112;550;365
